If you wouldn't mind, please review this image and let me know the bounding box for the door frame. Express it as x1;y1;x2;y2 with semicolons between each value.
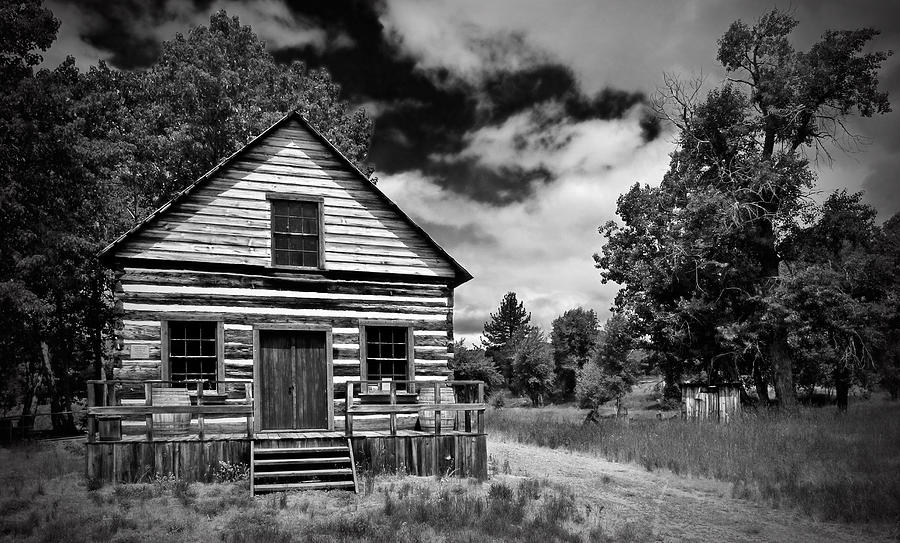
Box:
252;323;334;433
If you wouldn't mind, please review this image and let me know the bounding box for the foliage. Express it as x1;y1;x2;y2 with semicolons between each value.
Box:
596;8;893;409
450;341;503;395
482;292;532;384
115;10;373;220
575;313;639;415
212;461;250;483
0;7;373;427
775;192;896;409
510;328;555;406
550;307;598;399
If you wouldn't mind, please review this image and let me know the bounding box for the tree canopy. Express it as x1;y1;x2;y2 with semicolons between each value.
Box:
0;4;373;428
597;8;894;409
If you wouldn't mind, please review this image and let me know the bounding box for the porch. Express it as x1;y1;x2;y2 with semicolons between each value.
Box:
84;379;488;488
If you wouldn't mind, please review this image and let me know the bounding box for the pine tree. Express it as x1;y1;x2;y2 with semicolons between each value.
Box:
481;292;531;383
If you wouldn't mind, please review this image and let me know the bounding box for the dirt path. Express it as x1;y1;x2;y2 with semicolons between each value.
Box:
489;436;893;542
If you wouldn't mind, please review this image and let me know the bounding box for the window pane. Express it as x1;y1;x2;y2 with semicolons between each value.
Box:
274;234;290;250
271;199;321;267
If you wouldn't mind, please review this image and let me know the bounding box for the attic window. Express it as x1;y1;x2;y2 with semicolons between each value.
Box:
267;194;324;268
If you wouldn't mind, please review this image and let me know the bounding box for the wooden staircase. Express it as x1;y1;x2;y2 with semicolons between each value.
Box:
250;440;358;495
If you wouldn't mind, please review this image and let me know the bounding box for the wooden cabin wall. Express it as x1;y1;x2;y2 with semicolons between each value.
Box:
113;264;454;426
114;119;456;279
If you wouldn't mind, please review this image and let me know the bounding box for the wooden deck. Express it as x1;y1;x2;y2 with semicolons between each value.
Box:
85;379;488;485
106;429;482;442
86;430;487;484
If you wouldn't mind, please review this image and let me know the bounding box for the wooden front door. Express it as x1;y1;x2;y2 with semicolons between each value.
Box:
258;329;329;431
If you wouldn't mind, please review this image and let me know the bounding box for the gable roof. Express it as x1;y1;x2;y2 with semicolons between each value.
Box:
100;111;472;286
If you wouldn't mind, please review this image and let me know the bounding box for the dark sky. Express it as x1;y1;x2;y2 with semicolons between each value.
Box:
44;0;900;338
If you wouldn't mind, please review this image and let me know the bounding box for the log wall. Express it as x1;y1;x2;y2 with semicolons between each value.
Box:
113;264;454;428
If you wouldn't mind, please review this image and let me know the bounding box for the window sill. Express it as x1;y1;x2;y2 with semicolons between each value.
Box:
268;265;326;272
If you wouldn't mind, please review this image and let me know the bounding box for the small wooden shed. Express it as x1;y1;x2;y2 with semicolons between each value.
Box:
680;382;741;422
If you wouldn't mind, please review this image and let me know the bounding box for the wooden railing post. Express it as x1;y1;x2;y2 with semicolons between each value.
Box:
389;381;397;435
344;381;354;436
86;382;96;443
144;382;154;442
244;382;253;438
433;381;442;436
196;381;205;440
464;383;473;433
477;382;485;434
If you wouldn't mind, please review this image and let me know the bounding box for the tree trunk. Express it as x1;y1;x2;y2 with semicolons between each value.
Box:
834;366;850;412
759;217;796;409
770;327;796;408
752;363;769;406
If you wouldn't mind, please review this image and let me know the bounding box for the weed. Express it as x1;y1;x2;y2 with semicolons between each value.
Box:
212;461;249;483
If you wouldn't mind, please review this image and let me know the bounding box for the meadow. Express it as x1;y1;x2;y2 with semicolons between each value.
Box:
488;397;900;523
0;440;648;543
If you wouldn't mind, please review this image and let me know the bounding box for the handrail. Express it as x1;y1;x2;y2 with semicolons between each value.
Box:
343;379;485;437
86;378;254;443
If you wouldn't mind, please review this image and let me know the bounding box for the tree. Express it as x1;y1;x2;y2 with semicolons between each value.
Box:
576;312;640;420
117;10;374;223
550;307;599;399
0;3;124;429
598;9;892;407
449;340;502;395
777;191;893;410
0;6;374;431
482;292;531;383
510;329;555;406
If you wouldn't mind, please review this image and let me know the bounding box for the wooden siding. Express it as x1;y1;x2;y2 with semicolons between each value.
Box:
115;120;455;278
114;266;454;427
681;384;741;422
85;432;487;484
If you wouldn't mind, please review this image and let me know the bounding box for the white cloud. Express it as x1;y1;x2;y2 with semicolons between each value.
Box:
378;116;674;343
380;0;546;83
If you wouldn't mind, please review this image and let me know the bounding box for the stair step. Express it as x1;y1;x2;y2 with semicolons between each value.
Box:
254;481;356;492
254;456;350;466
253;468;353;478
254;446;348;455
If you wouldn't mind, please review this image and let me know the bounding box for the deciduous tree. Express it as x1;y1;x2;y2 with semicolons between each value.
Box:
597;9;892;407
550;307;599;399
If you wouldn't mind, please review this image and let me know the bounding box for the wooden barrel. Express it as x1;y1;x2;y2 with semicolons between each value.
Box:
151;387;192;435
418;385;456;431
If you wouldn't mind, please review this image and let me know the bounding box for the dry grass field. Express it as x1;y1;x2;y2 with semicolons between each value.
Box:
488;391;900;527
1;388;898;542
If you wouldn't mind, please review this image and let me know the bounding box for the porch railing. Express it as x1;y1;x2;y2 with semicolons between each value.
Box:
344;380;486;436
85;379;254;442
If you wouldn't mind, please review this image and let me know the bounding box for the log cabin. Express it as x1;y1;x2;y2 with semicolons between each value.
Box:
86;112;486;492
